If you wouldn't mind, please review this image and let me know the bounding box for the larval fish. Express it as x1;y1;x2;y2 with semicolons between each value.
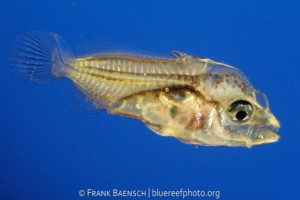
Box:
9;32;280;148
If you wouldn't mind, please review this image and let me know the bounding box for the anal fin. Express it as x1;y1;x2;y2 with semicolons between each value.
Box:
63;80;109;113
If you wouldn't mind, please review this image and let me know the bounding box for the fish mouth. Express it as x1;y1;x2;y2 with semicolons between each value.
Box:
247;113;280;148
248;131;280;147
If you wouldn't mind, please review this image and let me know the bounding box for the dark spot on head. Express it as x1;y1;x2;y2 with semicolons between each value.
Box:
216;78;222;84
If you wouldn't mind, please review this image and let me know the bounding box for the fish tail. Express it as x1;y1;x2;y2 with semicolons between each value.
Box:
9;32;74;83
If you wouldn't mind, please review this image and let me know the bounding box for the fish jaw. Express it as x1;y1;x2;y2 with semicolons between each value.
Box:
246;112;280;147
247;131;280;148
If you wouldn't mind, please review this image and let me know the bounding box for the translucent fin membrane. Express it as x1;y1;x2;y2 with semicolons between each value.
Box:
75;38;175;61
254;90;270;109
9;32;74;83
64;80;108;113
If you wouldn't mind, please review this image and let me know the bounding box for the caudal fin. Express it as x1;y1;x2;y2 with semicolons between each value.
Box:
9;32;74;83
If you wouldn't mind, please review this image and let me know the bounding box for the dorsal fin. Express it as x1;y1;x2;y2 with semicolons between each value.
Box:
75;38;175;61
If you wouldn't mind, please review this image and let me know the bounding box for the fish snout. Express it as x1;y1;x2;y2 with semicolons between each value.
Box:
248;112;280;147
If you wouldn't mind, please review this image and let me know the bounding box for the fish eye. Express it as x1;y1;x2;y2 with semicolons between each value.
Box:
227;100;253;122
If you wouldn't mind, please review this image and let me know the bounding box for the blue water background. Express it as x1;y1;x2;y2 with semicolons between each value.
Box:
1;1;299;199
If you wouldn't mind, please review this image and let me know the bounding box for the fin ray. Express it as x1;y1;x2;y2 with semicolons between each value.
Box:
75;38;175;61
9;32;74;83
63;80;108;113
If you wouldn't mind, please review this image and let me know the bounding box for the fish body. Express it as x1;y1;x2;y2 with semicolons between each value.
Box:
10;32;280;147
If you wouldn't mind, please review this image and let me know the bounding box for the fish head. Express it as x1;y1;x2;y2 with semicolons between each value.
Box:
196;65;280;147
216;91;280;148
111;61;280;148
